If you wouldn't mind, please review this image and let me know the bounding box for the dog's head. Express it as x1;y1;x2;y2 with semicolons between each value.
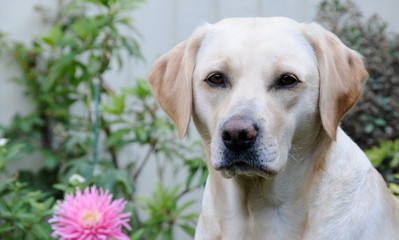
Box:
148;17;368;178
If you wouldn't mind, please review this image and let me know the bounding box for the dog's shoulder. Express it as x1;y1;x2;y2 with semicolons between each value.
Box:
306;128;399;239
325;128;372;173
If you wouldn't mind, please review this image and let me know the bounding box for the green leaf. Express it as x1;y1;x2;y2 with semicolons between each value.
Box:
41;25;63;46
43;52;78;91
41;149;58;170
179;224;196;237
101;93;126;115
106;128;131;148
15;212;36;222
99;0;110;8
115;169;135;196
0;225;13;234
364;123;374;133
6;143;28;160
164;228;173;240
71;18;98;39
130;228;146;240
178;199;196;214
389;183;399;195
0;157;6;171
180;213;199;220
374;118;386;126
52;183;71;192
31;223;51;239
134;127;148;144
132;79;151;99
87;55;102;75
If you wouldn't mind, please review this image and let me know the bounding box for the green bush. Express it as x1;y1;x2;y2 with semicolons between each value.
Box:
0;0;206;239
365;139;399;197
0;141;54;238
316;0;399;149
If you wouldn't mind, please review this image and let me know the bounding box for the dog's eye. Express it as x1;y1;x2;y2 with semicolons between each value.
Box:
205;73;226;87
277;73;299;88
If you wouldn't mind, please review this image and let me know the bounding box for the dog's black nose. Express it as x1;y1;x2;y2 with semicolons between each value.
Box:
221;117;258;151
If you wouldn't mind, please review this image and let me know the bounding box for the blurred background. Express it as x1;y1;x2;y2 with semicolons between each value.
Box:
0;0;398;239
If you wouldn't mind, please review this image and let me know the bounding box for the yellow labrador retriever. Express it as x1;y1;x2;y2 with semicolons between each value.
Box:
148;17;399;239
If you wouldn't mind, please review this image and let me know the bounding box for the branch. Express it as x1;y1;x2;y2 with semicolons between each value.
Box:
176;185;200;201
132;143;154;180
101;115;119;169
97;75;119;169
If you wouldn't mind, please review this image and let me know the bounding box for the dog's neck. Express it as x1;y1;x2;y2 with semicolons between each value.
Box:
261;126;332;205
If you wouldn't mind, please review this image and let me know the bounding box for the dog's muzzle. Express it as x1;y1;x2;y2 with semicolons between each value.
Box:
215;116;275;177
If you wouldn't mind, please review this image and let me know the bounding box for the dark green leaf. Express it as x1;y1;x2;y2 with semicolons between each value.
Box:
106;128;131;148
179;224;196;237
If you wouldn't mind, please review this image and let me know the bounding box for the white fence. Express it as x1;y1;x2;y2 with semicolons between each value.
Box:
1;0;398;125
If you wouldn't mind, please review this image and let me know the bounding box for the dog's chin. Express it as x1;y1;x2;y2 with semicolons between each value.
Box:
217;162;278;179
211;141;281;178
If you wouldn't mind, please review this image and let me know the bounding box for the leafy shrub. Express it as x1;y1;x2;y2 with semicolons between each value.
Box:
0;0;206;239
0;180;54;238
316;0;399;149
0;141;54;238
365;139;399;197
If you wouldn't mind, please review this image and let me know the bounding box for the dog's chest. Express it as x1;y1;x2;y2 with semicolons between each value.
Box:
210;203;307;240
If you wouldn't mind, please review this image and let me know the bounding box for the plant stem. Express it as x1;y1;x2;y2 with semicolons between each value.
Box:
133;143;154;180
93;79;100;167
101;116;119;169
39;110;53;151
176;186;199;201
96;74;119;169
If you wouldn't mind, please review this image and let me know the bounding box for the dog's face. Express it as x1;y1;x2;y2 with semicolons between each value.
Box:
149;17;368;178
192;18;320;177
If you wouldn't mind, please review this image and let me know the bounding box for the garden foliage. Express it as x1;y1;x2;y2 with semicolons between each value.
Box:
316;0;399;149
366;139;399;197
316;0;399;197
0;0;206;239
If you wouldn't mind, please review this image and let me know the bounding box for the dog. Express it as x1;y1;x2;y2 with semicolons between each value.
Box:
148;17;399;240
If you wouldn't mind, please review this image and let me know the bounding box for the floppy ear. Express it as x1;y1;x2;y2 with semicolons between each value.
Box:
301;23;368;140
148;25;210;139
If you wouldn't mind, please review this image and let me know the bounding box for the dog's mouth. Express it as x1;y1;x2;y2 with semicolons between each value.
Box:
211;133;280;178
216;161;277;178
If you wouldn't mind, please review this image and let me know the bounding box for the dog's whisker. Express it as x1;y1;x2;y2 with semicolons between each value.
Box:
256;177;268;205
288;152;300;165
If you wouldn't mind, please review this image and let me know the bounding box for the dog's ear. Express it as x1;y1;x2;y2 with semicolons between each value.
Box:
301;23;368;140
148;25;210;139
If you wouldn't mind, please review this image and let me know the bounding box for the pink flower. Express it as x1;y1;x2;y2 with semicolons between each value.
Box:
49;185;131;240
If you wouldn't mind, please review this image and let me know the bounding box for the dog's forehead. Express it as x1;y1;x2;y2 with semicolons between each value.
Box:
197;17;315;64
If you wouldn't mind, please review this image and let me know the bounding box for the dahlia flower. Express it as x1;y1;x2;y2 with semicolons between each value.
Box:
49;185;131;240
